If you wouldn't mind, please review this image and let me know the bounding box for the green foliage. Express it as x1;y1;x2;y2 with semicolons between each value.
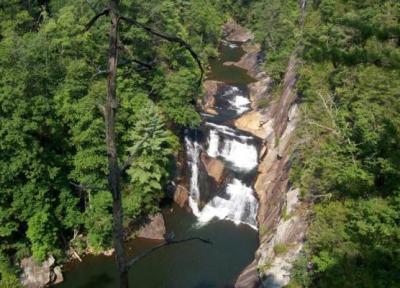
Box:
0;0;226;278
305;197;400;287
243;0;300;82
273;243;289;255
288;252;312;288
0;252;22;288
237;0;400;287
158;68;202;127
283;0;400;287
26;210;59;262
85;191;113;252
256;98;270;109
124;102;178;219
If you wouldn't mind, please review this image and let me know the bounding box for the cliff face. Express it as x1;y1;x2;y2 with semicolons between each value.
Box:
230;32;308;288
173;19;308;287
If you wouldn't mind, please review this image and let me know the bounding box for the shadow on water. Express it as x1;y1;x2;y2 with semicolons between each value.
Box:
57;205;258;288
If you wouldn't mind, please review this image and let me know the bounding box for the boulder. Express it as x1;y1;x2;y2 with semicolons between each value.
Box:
20;255;63;288
173;184;190;209
137;213;166;240
200;153;226;183
232;44;262;77
202;80;223;115
223;19;254;43
52;266;64;285
234;110;270;139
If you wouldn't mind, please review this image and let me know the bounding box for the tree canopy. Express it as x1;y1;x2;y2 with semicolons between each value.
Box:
239;0;400;287
0;0;229;283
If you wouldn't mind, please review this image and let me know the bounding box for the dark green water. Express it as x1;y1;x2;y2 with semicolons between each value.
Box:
207;42;255;85
58;205;258;288
56;41;259;288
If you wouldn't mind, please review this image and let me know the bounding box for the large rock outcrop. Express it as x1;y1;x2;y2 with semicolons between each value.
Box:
173;184;190;209
200;152;226;183
231;24;308;288
223;19;254;43
20;255;63;288
137;213;166;240
201;80;224;115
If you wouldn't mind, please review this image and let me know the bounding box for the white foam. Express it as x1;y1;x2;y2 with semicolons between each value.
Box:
228;95;251;115
195;179;258;229
185;136;201;216
207;129;220;158
205;122;252;140
206;129;258;171
220;139;258;171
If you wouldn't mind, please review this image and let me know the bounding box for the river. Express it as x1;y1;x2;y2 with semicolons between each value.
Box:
57;39;260;288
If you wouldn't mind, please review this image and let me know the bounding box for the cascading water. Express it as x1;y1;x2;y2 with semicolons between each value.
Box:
196;179;258;229
207;130;258;171
57;27;260;288
185;80;259;230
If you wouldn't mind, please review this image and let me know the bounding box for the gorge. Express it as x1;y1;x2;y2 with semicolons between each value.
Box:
2;2;399;288
56;23;265;288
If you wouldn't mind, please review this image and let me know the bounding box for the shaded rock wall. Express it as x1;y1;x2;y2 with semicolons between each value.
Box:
232;29;307;288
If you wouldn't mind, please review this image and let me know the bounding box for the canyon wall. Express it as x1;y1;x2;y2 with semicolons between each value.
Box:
227;28;308;288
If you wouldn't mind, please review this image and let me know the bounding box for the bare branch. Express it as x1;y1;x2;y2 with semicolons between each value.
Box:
69;181;104;191
92;58;153;78
85;0;100;13
306;120;339;135
126;236;212;269
92;68;109;78
120;16;204;87
119;58;153;70
85;8;110;32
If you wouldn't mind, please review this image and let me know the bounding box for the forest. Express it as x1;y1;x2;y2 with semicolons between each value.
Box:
0;0;229;286
1;0;399;288
238;0;400;287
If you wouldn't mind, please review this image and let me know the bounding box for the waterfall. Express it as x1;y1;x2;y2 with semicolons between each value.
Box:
196;179;258;229
206;126;258;171
184;136;201;215
228;95;251;115
205;122;252;140
207;129;220;158
184;58;259;229
223;86;251;115
218;137;258;171
185;119;259;229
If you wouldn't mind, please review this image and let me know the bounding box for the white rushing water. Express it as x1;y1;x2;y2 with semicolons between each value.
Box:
222;86;251;115
196;179;258;229
184;83;258;230
206;127;258;171
184;136;202;215
205;122;252;140
228;95;251;115
207;129;220;158
185;134;258;229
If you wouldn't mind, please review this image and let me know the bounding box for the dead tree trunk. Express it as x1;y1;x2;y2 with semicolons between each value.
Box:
84;1;205;287
104;1;128;287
